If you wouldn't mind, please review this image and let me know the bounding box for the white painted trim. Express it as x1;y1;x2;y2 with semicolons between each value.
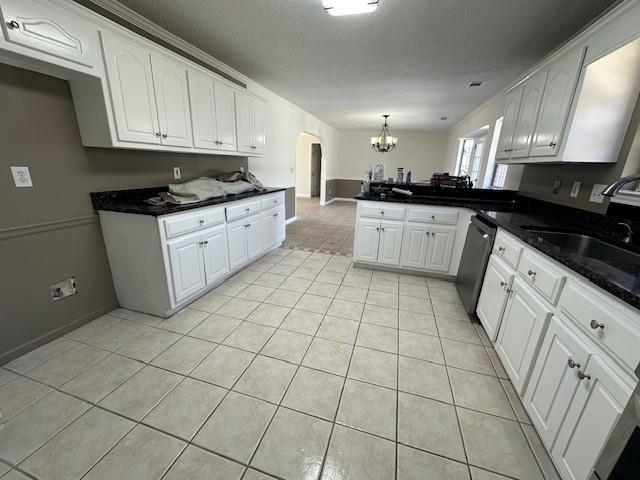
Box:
323;198;336;206
285;216;298;225
296;194;311;198
333;197;357;202
610;191;640;207
326;177;363;181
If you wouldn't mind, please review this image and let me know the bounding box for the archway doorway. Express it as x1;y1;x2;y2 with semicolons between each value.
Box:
294;132;323;215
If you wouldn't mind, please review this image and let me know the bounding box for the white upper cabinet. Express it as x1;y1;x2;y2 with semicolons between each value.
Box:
0;0;96;71
214;80;237;151
236;91;266;155
495;85;523;159
101;32;160;144
530;47;585;157
188;69;219;150
188;70;237;152
151;54;192;147
510;69;548;158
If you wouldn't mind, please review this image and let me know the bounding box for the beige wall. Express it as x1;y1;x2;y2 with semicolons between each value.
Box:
295;133;318;197
334;130;449;183
0;64;249;363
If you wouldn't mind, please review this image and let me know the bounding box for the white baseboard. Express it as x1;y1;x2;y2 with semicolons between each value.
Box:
285;216;297;225
334;197;357;202
295;194;311;198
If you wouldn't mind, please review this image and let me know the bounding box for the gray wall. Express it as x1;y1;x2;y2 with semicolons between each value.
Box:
325;179;337;202
0;64;248;363
285;187;295;219
334;179;361;199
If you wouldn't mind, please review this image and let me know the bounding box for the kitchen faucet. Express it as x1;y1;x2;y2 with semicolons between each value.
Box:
602;174;640;196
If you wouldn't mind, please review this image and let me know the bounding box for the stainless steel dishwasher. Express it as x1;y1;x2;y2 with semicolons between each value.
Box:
455;215;496;315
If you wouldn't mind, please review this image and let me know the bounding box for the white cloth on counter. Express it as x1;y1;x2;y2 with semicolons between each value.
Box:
163;177;258;204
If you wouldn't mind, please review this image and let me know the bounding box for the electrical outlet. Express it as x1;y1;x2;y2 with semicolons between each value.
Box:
552;179;562;194
173;167;181;180
11;166;33;187
240;166;245;173
570;181;581;198
589;184;607;203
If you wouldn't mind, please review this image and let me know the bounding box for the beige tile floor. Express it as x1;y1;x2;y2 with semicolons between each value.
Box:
283;197;356;255
0;248;559;480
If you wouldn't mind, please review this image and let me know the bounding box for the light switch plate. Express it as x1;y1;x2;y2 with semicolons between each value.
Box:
589;184;607;203
11;166;33;187
570;181;581;198
173;167;181;180
552;179;562;194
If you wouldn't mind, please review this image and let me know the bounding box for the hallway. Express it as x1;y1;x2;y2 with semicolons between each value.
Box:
284;198;356;256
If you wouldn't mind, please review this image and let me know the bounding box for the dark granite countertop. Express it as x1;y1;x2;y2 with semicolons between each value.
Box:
91;186;286;216
356;191;640;311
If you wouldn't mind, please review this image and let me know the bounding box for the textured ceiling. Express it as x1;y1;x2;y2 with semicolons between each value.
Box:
115;0;618;130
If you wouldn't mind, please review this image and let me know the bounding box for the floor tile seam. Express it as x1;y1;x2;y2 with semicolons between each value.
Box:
2;338;81;377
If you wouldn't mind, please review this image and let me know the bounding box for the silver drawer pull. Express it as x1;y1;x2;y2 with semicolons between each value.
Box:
245;208;250;212
527;270;536;277
204;240;208;245
380;211;385;215
161;133;167;138
589;320;605;330
577;370;591;381
567;359;580;369
7;20;19;29
199;219;204;224
506;288;513;294
500;281;507;287
498;246;505;252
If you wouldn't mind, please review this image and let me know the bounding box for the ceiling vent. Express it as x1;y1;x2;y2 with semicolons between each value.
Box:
468;81;484;87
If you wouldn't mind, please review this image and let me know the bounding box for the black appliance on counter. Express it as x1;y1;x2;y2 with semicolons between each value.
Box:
455;215;496;315
430;172;473;189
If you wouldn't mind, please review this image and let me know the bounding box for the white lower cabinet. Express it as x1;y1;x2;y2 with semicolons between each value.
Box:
425;225;456;272
227;214;262;270
524;315;591;448
262;206;285;252
551;355;631;480
167;231;206;303
400;223;429;269
476;254;514;341
202;224;229;286
496;276;553;394
355;219;404;266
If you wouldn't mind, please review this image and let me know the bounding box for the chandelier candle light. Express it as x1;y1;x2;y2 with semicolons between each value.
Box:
371;114;398;153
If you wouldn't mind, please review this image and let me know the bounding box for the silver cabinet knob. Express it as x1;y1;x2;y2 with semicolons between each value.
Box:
7;20;19;29
381;228;385;232
590;319;605;330
376;227;380;231
527;270;536;277
431;232;435;237
155;132;161;137
498;246;505;252
549;142;557;147
245;208;250;212
431;215;435;220
199;219;204;224
244;224;250;228
380;211;385;215
568;358;580;369
161;133;167;138
506;288;513;294
577;370;591;380
500;281;507;287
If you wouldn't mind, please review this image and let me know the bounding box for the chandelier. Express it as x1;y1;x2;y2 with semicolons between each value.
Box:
370;115;398;153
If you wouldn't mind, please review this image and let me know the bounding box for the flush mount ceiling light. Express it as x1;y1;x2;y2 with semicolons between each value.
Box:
371;115;398;153
323;0;379;16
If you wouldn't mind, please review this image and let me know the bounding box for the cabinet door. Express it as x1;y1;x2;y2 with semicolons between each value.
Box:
214;81;237;151
101;32;160;144
202;224;229;286
530;48;585;157
400;223;429;269
510;69;548;158
151;54;192;147
188;70;218;150
377;221;404;266
274;206;286;244
0;0;96;68
495;85;523;159
262;209;278;251
167;232;206;303
354;219;380;263
251;99;266;154
227;220;248;271
476;255;514;342
246;215;263;260
552;355;631;480
524;315;591;448
235;91;253;153
496;277;553;394
425;225;456;273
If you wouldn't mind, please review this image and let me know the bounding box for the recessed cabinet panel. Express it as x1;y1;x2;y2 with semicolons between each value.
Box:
355;219;381;263
496;277;553;394
202;225;229;286
476;255;514;342
510;69;548;158
168;232;206;303
262;209;278;251
377;221;404;266
101;32;160;144
0;0;96;69
400;224;430;269
252;99;266;154
235;91;254;153
496;85;523;159
188;69;218;150
530;47;585;157
214;80;237;151
227;220;249;271
246;215;263;260
151;54;192;147
425;225;456;272
524;315;590;448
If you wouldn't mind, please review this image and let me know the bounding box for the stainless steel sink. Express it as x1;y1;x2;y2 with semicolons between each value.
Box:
521;227;640;268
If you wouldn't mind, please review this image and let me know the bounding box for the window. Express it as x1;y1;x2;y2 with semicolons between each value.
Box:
455;136;485;185
482;117;508;189
491;164;508;188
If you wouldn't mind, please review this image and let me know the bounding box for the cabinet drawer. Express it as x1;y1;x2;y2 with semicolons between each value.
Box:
517;249;566;304
261;194;283;210
359;204;405;220
559;281;640;374
226;200;262;221
164;208;225;239
408;207;458;225
494;230;523;269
